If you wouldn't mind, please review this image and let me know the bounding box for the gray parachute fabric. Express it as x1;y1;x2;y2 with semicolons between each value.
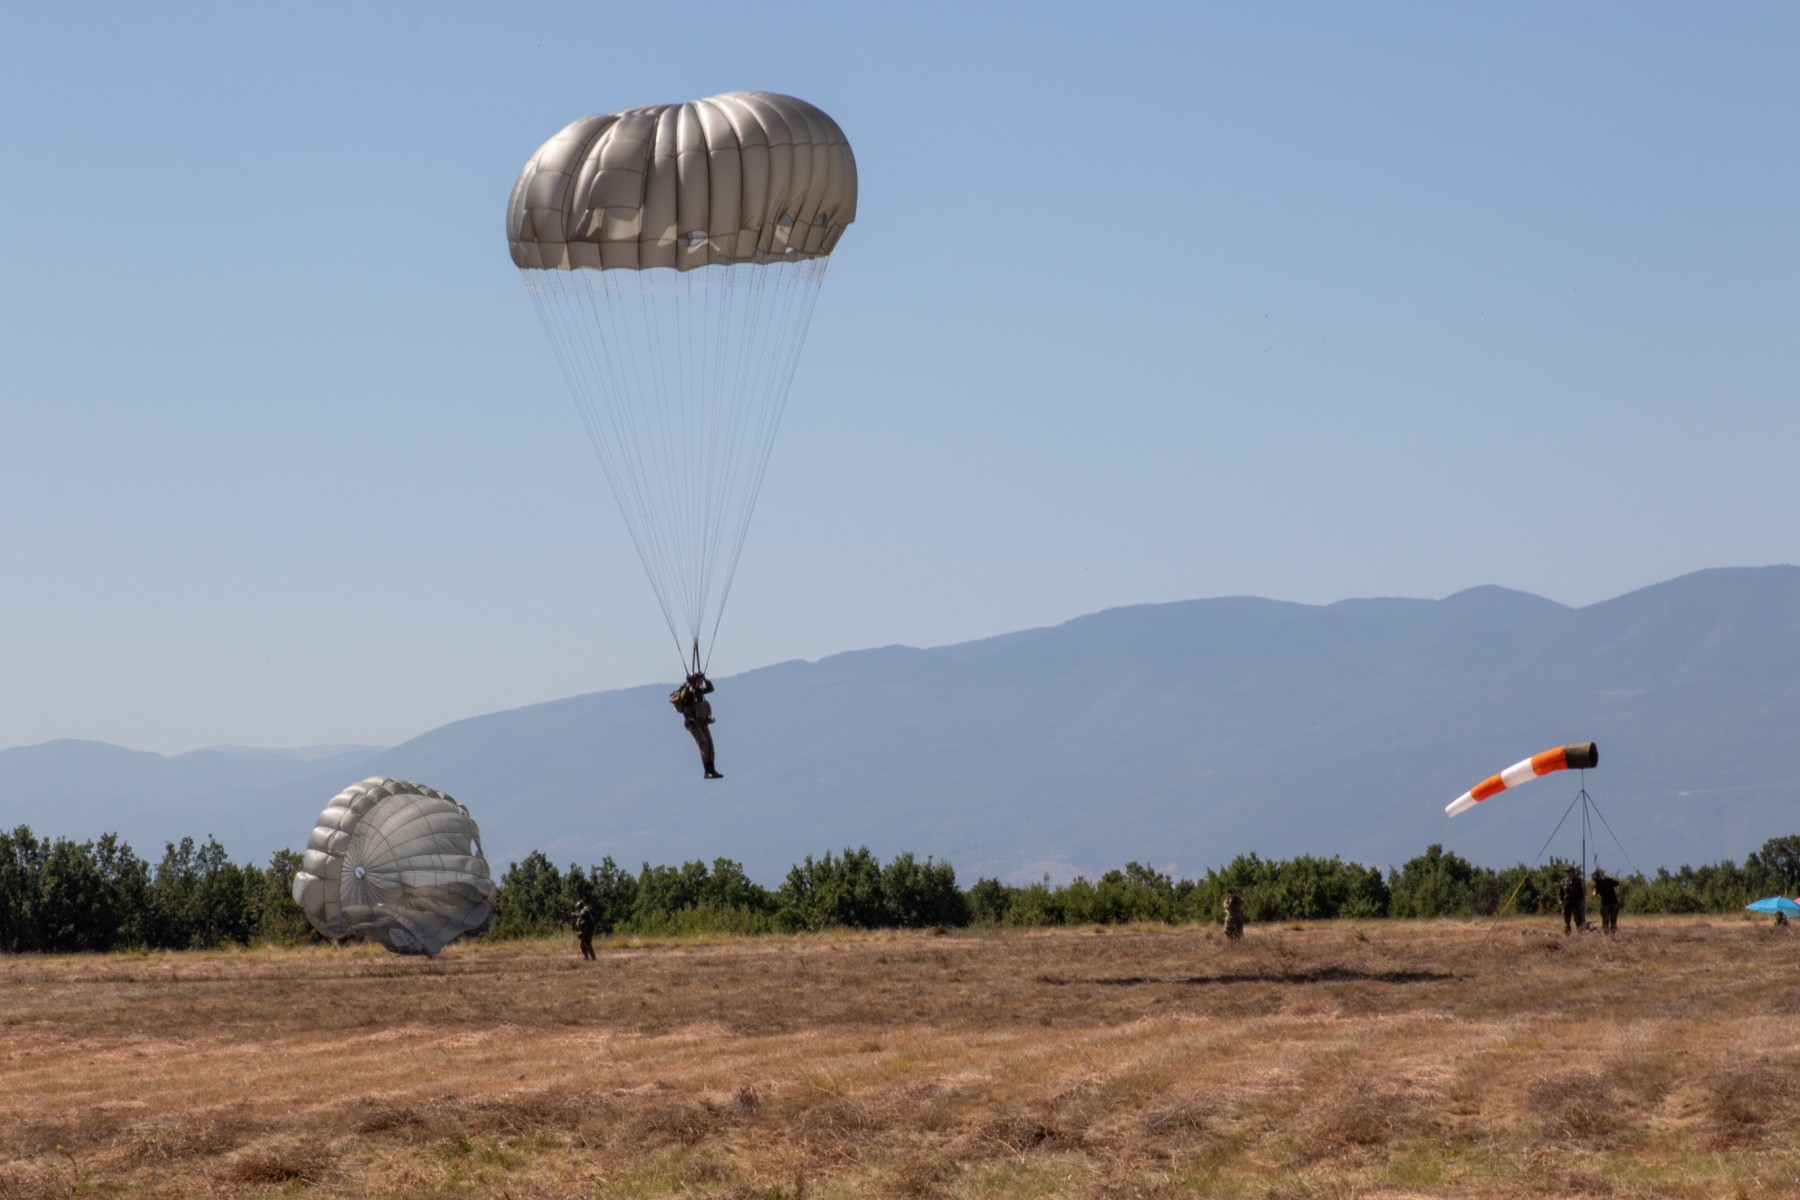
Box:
292;777;495;957
509;91;856;670
507;90;856;272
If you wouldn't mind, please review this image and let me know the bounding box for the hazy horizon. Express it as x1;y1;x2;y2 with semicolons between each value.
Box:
4;561;1787;764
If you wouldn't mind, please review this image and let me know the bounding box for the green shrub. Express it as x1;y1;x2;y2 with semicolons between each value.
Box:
965;877;1015;925
881;853;969;927
777;847;884;931
3;823;1797;953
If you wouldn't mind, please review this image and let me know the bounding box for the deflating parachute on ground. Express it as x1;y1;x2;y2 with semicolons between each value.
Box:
292;777;495;956
1445;743;1599;817
508;91;857;672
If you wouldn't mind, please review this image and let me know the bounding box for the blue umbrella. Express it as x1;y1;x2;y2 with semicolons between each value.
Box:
1745;896;1800;916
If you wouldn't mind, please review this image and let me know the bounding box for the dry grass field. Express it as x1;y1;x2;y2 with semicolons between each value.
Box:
2;917;1797;1199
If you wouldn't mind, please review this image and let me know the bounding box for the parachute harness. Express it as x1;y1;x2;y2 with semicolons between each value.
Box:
524;257;829;675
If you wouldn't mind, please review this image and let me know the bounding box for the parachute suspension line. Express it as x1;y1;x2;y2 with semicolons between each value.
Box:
682;262;758;656
702;261;790;663
699;265;769;611
577;269;691;661
597;267;705;665
525;275;683;658
610;270;690;637
700;264;731;630
705;257;830;668
689;258;823;666
637;266;694;633
524;258;833;676
686;257;827;671
526;270;685;662
696;264;755;638
693;263;755;647
686;266;707;639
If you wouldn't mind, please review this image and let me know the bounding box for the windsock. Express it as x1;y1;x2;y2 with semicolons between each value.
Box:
1445;743;1598;817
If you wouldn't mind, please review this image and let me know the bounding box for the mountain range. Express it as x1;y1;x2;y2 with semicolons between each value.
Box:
4;566;1797;883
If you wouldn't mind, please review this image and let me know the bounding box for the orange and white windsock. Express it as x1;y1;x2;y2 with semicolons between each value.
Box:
1445;743;1598;817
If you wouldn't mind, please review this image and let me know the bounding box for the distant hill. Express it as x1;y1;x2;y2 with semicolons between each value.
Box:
0;742;383;855
4;567;1798;883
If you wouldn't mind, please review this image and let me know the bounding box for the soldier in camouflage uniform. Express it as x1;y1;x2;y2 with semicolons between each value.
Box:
670;672;722;779
1222;887;1245;941
1557;865;1587;934
571;901;597;961
1592;868;1621;935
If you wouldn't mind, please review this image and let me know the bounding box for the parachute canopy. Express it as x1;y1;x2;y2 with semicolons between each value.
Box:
293;777;495;956
1446;743;1598;818
509;92;856;670
507;90;856;271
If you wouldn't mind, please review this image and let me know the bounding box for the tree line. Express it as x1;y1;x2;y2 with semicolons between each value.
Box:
2;824;1797;954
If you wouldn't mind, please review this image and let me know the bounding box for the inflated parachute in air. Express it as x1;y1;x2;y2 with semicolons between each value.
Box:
292;777;495;956
509;91;856;672
1445;743;1598;817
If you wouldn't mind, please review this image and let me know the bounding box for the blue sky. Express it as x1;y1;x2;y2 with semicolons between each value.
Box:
2;2;1796;753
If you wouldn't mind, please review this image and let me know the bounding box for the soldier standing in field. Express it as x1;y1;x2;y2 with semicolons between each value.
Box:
1558;865;1587;934
571;901;597;961
1592;868;1622;935
1222;887;1246;941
